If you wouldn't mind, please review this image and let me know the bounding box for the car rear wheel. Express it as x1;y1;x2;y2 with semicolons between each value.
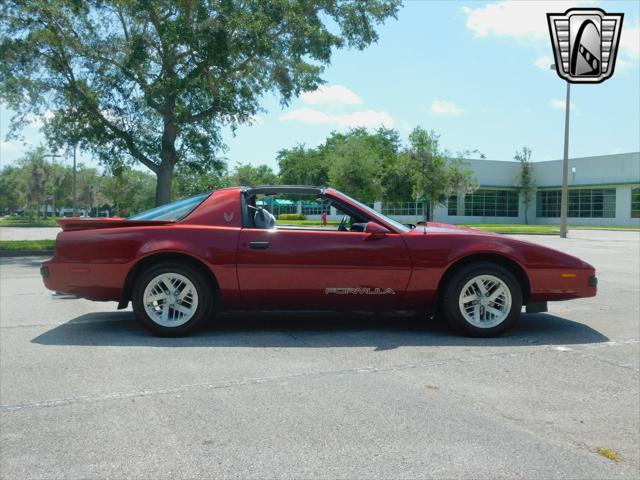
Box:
441;262;522;337
132;262;214;336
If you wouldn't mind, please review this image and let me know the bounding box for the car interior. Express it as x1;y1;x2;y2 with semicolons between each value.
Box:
243;191;370;232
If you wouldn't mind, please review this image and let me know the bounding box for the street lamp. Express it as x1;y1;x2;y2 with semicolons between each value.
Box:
551;63;571;238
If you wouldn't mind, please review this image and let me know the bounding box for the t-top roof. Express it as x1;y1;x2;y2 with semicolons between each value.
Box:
243;185;325;196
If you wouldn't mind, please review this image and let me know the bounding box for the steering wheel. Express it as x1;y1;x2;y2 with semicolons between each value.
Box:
338;215;349;232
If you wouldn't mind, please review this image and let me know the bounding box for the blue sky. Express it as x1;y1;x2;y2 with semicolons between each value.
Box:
1;0;639;173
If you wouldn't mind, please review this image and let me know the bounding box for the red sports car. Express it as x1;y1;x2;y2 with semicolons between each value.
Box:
41;186;597;337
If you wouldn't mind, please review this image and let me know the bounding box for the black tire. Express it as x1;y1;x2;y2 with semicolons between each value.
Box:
440;262;522;337
132;261;215;337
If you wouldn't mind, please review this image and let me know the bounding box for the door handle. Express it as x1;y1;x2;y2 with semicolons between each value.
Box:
249;241;270;250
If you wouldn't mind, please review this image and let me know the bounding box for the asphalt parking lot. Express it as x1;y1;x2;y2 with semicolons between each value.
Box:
1;230;638;479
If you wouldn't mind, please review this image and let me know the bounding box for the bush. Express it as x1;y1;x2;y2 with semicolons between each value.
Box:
278;213;306;220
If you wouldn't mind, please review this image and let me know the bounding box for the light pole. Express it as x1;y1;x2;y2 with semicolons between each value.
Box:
43;152;62;218
551;63;571;238
72;144;77;217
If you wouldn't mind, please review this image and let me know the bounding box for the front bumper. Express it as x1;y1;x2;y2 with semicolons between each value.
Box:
529;268;597;302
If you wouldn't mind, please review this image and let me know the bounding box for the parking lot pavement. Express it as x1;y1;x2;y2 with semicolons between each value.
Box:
0;227;61;241
0;230;638;479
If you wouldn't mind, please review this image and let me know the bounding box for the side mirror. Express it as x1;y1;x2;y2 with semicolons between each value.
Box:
364;221;389;239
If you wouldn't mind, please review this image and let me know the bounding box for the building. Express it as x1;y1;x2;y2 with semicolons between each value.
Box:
383;152;640;227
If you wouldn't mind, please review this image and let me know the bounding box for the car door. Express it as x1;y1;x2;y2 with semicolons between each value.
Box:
236;226;412;309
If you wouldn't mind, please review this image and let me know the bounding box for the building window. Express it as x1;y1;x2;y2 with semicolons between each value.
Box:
569;188;616;218
537;188;616;218
381;202;425;216
464;190;518;217
447;195;458;216
536;190;561;218
632;188;640;218
301;201;326;216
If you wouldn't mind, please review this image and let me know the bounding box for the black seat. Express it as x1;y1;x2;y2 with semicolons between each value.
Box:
254;208;276;229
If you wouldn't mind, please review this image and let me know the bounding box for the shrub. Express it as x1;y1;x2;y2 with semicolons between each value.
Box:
278;213;306;220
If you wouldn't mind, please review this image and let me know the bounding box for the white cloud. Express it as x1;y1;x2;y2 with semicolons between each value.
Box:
534;55;553;70
620;25;639;59
280;107;393;128
300;85;362;106
431;100;464;116
463;3;639;70
0;140;21;152
550;98;577;110
462;1;591;41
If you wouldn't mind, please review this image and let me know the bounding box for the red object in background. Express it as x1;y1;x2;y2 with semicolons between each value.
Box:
41;186;596;330
321;211;327;226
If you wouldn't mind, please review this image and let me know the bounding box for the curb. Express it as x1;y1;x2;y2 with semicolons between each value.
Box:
0;250;54;257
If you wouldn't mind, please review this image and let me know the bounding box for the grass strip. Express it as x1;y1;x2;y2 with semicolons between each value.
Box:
0;240;55;251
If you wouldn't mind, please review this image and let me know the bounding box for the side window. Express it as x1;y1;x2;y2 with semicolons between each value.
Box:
332;202;368;232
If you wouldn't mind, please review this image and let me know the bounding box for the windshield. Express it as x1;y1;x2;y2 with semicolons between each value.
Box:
129;193;209;221
336;191;410;233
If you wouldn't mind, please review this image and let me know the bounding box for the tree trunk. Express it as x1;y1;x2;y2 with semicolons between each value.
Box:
155;165;174;206
155;109;178;206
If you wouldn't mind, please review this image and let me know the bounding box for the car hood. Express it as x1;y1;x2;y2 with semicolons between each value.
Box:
408;222;497;236
405;222;594;270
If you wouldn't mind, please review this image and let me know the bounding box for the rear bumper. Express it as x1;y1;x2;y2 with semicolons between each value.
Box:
41;259;128;302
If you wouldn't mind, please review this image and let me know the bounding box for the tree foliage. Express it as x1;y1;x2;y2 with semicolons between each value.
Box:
0;0;400;205
2;125;481;220
228;163;279;187
406;128;477;221
515;146;535;224
277;145;329;186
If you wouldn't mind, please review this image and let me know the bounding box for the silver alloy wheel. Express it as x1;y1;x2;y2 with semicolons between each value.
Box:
458;274;512;328
143;273;199;327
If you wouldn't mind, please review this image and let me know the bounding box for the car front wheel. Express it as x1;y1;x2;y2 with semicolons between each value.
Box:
441;262;522;337
132;262;213;336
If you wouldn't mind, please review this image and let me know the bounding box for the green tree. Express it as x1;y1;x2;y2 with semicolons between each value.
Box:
515;146;535;224
228;163;279;187
16;148;52;219
75;166;106;216
173;164;229;199
277;145;329;186
102;166;138;216
406;128;448;221
0;164;26;214
406;128;478;221
322;128;403;202
1;0;400;205
446;156;477;199
126;171;157;215
326;135;383;202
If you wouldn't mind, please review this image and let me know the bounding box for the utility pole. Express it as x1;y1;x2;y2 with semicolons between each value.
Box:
560;80;571;238
551;63;571;238
72;144;78;217
43;152;62;218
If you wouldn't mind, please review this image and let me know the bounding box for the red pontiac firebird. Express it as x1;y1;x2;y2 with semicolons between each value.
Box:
41;186;597;337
